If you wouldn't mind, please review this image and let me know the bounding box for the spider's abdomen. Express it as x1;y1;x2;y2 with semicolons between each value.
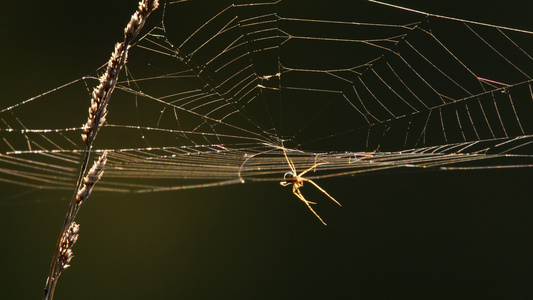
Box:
284;172;295;181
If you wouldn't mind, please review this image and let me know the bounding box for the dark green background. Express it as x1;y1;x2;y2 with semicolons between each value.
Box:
1;1;533;299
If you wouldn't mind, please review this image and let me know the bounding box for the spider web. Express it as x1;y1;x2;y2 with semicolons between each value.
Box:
2;0;533;195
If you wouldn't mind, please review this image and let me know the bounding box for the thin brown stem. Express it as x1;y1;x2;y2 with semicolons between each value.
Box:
43;1;159;299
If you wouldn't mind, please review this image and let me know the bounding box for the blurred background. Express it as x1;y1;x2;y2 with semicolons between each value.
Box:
1;0;533;299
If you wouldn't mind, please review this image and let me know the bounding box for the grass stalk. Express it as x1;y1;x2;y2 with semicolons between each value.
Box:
42;1;159;299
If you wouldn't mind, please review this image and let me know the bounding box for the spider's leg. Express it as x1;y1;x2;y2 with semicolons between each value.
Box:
293;185;326;225
298;162;328;177
282;146;298;175
292;184;316;204
302;178;341;207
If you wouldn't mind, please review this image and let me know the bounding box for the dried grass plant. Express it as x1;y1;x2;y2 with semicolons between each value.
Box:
43;1;159;299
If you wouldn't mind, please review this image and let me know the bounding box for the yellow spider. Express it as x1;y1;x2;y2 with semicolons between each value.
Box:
280;148;341;225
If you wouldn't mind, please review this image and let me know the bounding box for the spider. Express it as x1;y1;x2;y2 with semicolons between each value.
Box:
280;148;341;225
